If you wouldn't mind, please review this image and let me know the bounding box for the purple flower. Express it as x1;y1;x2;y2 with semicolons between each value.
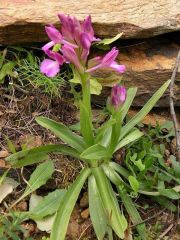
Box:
40;50;64;77
111;85;126;108
86;47;126;73
62;45;84;72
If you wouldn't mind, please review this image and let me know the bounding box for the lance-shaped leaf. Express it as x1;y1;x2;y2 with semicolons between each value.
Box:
10;161;54;208
115;129;143;152
30;189;66;220
88;176;108;240
51;167;91;240
95;33;123;45
80;144;110;160
36;117;87;152
119;80;171;140
109;162;131;179
95;118;116;144
6;144;80;167
121;87;137;121
79;101;94;146
92;167;127;239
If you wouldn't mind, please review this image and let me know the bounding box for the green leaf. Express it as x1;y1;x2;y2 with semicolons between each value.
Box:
88;176;108;240
0;61;16;83
6;144;79;167
115;129;143;152
102;164;124;186
109;162;131;179
89;77;102;95
80;101;94;146
51;167;91;240
70;71;102;95
95;118;116;144
80;144;110;160
96;33;123;45
117;187;147;240
128;176;139;192
158;189;180;200
120;80;171;140
121;87;137;121
69;122;80;131
10;161;54;208
134;159;145;171
92;167;127;239
36;117;87;152
31;189;66;219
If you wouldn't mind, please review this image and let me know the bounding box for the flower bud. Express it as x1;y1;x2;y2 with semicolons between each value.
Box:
111;85;126;108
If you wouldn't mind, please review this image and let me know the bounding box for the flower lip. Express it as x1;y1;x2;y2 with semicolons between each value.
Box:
40;59;60;77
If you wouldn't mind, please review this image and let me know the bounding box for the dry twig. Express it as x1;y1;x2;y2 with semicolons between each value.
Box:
169;50;180;162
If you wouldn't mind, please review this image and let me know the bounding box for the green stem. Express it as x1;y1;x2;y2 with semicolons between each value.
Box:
81;73;91;117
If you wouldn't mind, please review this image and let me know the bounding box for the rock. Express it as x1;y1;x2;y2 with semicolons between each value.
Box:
17;201;28;211
92;37;180;106
0;150;9;158
79;192;89;208
67;205;80;239
81;208;90;219
0;159;6;168
0;0;180;44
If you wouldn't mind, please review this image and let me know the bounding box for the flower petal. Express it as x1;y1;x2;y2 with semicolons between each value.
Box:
110;62;126;73
102;47;119;66
45;25;62;44
40;59;60;77
42;41;54;51
44;50;64;64
62;45;83;72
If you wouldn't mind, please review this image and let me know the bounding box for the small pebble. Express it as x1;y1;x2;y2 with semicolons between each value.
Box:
81;208;90;219
0;150;9;158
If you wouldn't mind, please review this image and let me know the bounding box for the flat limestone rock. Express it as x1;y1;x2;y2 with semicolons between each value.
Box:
0;0;180;44
92;36;180;106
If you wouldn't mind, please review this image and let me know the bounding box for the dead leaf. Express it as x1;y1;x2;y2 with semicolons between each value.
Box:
29;193;54;233
0;177;19;203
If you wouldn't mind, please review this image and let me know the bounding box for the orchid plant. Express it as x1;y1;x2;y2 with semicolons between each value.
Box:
7;14;171;240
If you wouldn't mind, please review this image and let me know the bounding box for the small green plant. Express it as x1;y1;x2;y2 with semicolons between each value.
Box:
0;48;16;84
0;212;32;240
6;14;179;240
16;54;67;97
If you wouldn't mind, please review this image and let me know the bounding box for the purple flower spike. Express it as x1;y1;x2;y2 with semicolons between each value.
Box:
111;85;126;108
